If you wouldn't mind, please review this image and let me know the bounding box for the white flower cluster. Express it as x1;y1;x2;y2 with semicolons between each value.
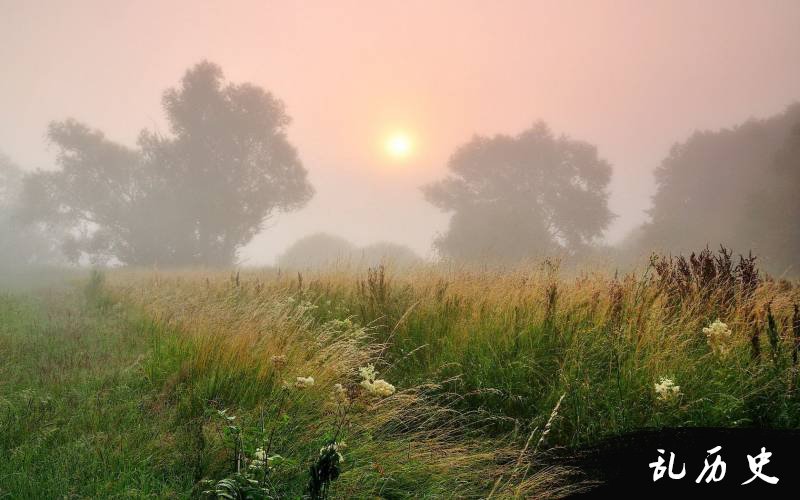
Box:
358;364;377;382
703;319;733;356
295;376;315;389
248;448;280;471
654;377;681;403
358;364;396;397
320;441;347;462
366;379;396;397
332;383;348;402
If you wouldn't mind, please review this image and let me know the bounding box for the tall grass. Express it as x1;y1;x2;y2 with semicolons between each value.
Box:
5;250;798;496
95;250;800;496
104;267;577;498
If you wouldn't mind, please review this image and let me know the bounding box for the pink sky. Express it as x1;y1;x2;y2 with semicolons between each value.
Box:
2;0;799;263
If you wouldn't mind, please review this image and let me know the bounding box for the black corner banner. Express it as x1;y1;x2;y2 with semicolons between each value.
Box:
564;428;800;498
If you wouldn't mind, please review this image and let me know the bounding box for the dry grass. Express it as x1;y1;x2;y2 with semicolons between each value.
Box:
100;252;800;497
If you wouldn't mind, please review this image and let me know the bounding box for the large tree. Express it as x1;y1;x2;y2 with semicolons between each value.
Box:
422;122;614;262
20;61;313;266
640;103;800;273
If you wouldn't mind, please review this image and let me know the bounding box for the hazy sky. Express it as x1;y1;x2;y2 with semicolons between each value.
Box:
2;0;799;264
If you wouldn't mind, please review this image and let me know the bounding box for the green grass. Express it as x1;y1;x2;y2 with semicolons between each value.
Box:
1;276;554;499
3;261;799;498
257;265;800;447
0;289;195;498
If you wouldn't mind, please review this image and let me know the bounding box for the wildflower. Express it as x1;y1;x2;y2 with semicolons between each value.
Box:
359;363;395;397
359;364;377;382
703;319;733;356
373;380;396;397
320;441;346;462
249;448;282;471
310;441;345;496
654;377;681;403
332;383;348;402
295;376;315;389
271;354;287;369
361;379;396;397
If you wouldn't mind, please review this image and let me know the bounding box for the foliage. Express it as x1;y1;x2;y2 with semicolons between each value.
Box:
0;284;195;497
746;120;800;273
277;233;421;269
0;152;22;204
640;103;800;274
0;153;60;268
307;441;343;499
276;233;357;269
422;122;614;262
18;61;313;266
103;268;572;498
7;253;800;497
112;253;800;450
358;242;421;268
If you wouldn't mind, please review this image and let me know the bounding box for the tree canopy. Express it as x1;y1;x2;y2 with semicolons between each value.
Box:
1;153;59;268
0;153;22;206
276;233;421;269
422;122;614;262
358;242;421;268
758;121;800;270
19;61;313;266
276;233;357;269
639;103;800;273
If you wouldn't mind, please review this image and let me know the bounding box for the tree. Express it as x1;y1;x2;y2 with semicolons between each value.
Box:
1;153;59;268
276;233;422;269
0;153;22;205
276;233;356;269
640;103;800;273
19;61;314;266
744;119;800;272
422;122;614;262
359;242;421;268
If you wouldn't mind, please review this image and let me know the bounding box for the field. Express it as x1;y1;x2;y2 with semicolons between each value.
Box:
2;251;799;498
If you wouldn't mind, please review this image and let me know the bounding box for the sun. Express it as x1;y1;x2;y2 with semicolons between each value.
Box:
385;133;413;159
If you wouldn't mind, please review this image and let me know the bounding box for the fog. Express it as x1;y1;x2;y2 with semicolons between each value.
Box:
1;0;799;272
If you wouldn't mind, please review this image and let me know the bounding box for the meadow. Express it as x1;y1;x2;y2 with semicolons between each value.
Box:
2;248;799;498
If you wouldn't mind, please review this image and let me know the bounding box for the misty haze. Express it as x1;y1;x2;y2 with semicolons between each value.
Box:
1;1;800;498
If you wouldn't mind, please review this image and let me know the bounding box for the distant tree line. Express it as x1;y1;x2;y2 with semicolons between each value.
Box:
276;233;421;269
636;104;800;273
424;105;800;274
2;59;799;272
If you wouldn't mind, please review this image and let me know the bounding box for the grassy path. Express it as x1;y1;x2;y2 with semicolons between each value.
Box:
0;288;194;499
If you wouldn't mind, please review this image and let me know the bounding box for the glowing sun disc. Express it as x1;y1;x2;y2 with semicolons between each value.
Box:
385;133;413;159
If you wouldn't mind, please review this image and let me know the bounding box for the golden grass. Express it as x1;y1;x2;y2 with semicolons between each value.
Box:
102;260;798;497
